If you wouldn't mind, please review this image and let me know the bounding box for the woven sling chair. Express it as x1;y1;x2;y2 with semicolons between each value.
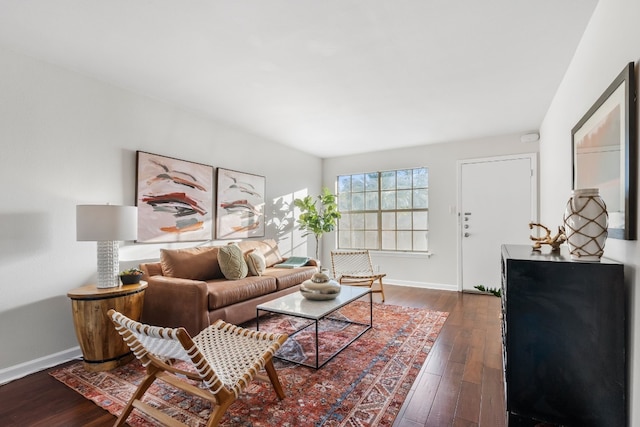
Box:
107;309;288;427
330;250;386;302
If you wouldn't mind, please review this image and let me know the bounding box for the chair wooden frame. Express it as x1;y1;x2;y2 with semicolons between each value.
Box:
108;309;288;427
330;250;386;302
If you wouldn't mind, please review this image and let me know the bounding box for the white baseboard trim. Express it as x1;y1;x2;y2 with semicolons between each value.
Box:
0;346;82;385
386;280;458;292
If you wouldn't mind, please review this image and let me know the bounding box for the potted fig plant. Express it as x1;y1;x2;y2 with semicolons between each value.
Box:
119;267;144;285
294;187;341;261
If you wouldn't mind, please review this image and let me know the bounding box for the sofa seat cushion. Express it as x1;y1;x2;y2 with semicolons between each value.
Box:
160;246;222;281
262;266;318;291
206;276;277;310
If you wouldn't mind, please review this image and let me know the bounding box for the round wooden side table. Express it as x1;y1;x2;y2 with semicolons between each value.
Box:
67;281;147;372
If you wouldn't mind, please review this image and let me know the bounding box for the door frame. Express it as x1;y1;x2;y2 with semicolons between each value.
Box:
456;153;538;291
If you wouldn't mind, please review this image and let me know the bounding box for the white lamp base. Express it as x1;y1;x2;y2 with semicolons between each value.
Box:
97;240;120;288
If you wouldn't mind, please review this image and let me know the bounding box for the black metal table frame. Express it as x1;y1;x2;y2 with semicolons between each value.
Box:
256;290;373;369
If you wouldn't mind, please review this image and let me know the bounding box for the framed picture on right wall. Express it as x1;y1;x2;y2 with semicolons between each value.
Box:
572;62;637;240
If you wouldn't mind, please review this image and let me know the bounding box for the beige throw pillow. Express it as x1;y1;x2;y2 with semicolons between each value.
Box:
218;244;248;280
237;239;284;267
246;249;267;276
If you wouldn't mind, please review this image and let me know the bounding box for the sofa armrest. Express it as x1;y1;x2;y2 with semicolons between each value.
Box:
141;276;209;336
139;262;162;280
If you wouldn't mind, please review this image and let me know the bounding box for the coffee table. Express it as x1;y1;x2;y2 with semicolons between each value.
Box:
256;285;372;369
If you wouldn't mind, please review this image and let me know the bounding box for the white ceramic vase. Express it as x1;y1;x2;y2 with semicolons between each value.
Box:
563;188;608;261
300;272;341;300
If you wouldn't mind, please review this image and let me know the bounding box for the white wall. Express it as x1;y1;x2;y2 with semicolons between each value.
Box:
0;45;322;381
539;0;640;424
322;134;539;289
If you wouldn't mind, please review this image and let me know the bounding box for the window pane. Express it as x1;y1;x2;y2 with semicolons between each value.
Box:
414;168;428;187
413;211;428;229
397;169;411;189
339;213;351;230
338;194;351;211
338;175;351;193
397;189;412;209
339;231;350;248
365;192;379;210
365;172;379;191
381;171;395;190
397;212;412;230
413;231;428;251
382;231;395;250
382;212;395;229
365;231;378;249
352;193;364;210
352;230;365;248
352;213;365;229
381;191;395;209
413;188;428;208
365;213;378;229
397;231;412;250
352;174;365;192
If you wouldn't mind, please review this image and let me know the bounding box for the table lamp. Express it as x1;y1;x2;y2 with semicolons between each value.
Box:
76;205;138;288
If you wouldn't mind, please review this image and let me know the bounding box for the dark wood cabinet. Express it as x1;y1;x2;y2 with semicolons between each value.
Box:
501;245;626;426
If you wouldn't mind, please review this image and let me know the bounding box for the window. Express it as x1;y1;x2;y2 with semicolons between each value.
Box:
337;167;428;252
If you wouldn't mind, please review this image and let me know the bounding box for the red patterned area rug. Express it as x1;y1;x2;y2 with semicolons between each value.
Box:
51;302;448;426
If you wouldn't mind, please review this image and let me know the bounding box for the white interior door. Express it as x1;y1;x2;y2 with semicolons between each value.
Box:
459;154;537;291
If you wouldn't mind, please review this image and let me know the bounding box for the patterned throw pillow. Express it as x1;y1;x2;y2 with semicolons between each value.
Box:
217;244;248;280
246;249;267;276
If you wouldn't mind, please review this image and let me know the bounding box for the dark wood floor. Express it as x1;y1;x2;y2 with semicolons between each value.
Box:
390;286;505;427
0;285;505;427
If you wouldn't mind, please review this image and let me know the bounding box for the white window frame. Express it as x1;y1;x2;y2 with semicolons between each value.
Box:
337;167;429;252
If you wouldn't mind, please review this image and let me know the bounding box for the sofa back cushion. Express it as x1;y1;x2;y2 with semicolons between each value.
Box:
160;246;223;280
237;239;284;268
218;244;249;280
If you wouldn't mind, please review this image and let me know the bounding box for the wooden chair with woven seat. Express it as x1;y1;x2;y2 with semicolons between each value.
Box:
330;250;386;302
107;309;288;427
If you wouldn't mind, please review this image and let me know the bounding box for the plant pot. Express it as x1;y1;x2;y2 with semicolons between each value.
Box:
120;274;143;285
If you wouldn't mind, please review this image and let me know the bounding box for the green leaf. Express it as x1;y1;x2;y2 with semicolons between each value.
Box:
293;187;341;259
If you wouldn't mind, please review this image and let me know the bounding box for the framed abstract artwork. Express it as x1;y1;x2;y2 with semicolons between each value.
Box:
572;62;636;240
216;168;265;239
136;151;214;243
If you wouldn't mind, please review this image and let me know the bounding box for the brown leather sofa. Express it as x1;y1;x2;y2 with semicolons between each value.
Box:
139;239;318;335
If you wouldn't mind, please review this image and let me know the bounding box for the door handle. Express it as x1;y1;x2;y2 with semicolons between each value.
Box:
464;232;470;237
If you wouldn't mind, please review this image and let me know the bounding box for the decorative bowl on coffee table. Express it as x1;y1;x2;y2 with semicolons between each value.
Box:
300;272;341;300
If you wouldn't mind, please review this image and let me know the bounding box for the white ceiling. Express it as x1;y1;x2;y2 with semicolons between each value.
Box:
0;0;598;158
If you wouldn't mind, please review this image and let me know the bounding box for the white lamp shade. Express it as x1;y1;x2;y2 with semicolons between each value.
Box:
76;205;138;241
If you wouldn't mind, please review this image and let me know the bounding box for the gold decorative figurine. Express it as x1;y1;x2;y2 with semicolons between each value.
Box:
529;222;567;251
